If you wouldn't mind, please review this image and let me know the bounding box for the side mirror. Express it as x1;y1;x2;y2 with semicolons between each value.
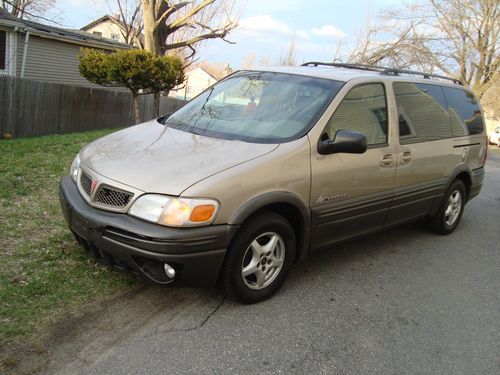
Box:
318;130;367;155
157;113;173;124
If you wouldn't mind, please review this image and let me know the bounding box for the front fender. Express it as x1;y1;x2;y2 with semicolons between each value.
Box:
228;191;311;261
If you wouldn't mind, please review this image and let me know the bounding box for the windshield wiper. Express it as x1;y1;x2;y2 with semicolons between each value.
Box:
200;86;215;113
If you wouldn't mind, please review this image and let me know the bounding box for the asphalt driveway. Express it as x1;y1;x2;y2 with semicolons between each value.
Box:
43;154;500;375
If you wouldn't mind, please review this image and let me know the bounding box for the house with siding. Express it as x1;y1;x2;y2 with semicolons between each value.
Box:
170;66;219;100
80;15;142;47
0;9;130;86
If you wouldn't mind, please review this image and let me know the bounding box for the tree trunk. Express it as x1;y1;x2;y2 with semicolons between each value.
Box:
132;91;141;124
153;92;160;117
142;0;160;54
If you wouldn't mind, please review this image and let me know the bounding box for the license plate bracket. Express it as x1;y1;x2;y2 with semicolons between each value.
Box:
71;211;89;240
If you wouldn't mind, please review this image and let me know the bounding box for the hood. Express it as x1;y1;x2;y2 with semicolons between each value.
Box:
80;120;278;195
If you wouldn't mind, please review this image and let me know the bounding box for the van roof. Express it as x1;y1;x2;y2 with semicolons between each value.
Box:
248;64;467;90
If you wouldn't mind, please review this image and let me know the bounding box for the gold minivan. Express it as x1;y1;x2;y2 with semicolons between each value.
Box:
60;63;487;303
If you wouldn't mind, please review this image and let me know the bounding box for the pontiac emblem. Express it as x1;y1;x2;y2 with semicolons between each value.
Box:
90;179;98;196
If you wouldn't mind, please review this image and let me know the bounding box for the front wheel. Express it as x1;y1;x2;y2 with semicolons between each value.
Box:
429;179;466;235
222;211;296;304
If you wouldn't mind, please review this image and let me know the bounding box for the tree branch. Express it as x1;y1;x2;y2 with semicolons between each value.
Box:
156;1;190;26
164;29;229;50
166;0;216;30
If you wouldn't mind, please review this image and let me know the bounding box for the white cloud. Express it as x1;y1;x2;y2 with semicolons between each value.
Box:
238;14;291;35
296;30;310;40
310;25;346;39
244;0;303;13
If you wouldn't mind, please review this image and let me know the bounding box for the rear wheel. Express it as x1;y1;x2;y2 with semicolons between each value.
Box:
222;211;296;304
429;179;466;235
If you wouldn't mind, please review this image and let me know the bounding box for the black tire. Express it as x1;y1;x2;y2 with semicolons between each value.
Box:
222;211;296;304
429;179;466;235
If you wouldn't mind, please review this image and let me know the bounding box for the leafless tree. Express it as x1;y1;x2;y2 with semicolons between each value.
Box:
277;32;297;66
107;0;239;60
259;55;271;67
1;0;57;21
481;73;500;120
141;0;239;59
106;0;239;115
331;37;346;63
347;0;500;99
240;52;256;69
107;0;144;47
140;0;239;115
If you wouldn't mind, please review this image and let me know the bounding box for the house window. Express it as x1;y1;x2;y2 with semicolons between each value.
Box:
111;33;120;41
0;30;6;70
93;31;102;37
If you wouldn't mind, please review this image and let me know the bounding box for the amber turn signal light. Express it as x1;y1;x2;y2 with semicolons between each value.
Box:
190;205;216;222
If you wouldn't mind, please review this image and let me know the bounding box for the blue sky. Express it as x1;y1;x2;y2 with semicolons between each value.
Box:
55;0;395;69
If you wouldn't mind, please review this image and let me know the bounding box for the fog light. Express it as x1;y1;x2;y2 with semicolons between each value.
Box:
164;263;176;279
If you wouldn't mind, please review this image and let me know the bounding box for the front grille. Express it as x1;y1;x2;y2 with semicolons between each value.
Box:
94;186;133;208
80;171;92;196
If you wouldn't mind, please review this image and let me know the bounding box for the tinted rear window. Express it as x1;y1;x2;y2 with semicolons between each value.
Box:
443;87;484;136
394;82;452;144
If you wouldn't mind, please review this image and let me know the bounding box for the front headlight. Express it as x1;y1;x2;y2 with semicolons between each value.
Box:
70;154;80;182
128;194;219;227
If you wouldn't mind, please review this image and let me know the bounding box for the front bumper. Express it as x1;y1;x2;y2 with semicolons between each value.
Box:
59;175;237;287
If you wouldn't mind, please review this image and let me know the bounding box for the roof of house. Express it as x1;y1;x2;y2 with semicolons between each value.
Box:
188;66;219;81
0;9;131;50
81;15;127;32
80;14;143;46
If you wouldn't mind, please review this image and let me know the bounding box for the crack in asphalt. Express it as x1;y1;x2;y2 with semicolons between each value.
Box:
49;296;227;374
154;296;226;336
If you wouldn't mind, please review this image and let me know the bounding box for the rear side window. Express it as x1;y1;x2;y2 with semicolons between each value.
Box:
393;82;452;144
326;83;388;146
442;87;484;136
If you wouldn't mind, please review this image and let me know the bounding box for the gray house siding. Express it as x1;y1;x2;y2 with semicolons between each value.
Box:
16;34;102;87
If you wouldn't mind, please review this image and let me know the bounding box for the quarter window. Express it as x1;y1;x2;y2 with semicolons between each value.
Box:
326;83;388;146
394;82;452;144
443;87;484;136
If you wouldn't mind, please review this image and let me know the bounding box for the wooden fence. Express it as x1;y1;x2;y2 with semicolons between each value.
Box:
0;76;187;137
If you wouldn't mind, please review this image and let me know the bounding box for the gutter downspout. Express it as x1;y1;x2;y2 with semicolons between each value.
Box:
20;30;30;78
6;27;19;136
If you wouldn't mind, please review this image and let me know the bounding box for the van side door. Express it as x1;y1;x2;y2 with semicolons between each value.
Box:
386;82;454;226
309;82;397;250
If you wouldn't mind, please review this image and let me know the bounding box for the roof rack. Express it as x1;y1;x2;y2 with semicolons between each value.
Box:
301;62;463;85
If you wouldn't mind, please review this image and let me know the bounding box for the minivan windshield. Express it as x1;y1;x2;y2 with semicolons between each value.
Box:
165;71;343;143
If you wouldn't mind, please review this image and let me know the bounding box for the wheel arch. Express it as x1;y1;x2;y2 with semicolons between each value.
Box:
447;165;472;201
228;192;311;262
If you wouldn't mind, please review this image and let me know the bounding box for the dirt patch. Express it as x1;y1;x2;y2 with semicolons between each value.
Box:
0;284;223;375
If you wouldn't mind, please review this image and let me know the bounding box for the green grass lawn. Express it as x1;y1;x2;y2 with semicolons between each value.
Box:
0;130;138;345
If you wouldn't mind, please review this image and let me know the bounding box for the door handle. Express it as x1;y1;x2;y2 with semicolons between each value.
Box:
400;151;412;164
380;153;394;167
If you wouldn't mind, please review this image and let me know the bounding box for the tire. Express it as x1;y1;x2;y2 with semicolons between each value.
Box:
429;179;466;235
222;211;296;304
